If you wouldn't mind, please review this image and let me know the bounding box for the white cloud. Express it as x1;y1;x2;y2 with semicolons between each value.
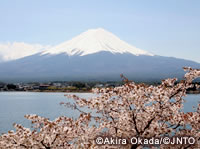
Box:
0;42;51;61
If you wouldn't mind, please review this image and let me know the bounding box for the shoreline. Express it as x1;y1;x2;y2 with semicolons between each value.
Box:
0;90;92;93
0;90;199;94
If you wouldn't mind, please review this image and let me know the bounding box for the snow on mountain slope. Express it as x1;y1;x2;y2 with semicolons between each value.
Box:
42;28;153;56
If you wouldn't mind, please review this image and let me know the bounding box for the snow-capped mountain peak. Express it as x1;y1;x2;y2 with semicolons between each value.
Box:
42;28;153;56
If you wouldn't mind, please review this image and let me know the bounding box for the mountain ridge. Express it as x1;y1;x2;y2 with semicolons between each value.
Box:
0;28;199;82
0;51;200;82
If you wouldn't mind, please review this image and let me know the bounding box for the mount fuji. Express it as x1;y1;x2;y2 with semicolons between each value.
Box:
41;28;153;56
0;28;200;82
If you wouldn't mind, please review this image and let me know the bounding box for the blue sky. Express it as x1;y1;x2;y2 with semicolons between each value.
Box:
0;0;200;62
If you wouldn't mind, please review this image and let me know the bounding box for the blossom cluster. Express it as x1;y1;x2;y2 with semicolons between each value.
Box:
0;67;200;149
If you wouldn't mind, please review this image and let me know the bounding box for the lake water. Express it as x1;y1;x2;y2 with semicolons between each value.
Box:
0;92;200;134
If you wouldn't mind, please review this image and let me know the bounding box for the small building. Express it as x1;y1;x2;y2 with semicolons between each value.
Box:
53;83;62;87
32;86;39;90
95;84;104;88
